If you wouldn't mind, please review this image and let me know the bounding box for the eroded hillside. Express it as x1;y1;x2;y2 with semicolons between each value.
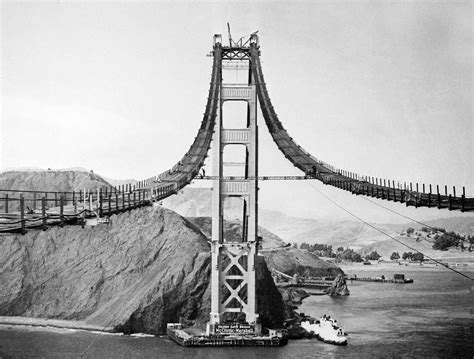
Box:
0;206;284;334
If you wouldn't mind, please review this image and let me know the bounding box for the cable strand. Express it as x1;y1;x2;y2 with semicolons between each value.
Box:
307;182;473;281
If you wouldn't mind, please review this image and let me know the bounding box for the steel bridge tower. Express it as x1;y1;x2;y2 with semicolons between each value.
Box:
207;33;261;335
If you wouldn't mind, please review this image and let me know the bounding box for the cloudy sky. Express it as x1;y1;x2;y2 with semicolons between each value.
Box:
1;1;472;223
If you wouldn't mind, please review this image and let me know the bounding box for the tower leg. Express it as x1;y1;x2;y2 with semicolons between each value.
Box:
210;241;221;326
246;242;259;325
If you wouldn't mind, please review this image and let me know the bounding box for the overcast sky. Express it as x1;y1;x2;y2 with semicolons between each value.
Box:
1;1;473;223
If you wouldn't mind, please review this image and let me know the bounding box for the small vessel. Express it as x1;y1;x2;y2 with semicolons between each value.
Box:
301;315;348;345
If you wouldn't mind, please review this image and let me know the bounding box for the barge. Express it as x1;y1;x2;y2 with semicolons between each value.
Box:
348;273;414;283
167;323;288;347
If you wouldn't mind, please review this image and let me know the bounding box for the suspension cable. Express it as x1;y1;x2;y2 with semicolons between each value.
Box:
80;316;117;358
306;182;473;281
359;196;473;244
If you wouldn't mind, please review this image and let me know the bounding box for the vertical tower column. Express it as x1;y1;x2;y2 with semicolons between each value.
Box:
245;82;258;323
209;90;222;326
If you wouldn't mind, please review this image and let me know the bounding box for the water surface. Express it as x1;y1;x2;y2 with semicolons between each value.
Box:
1;268;472;358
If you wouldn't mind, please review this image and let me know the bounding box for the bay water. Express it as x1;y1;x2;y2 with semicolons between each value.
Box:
1;267;472;358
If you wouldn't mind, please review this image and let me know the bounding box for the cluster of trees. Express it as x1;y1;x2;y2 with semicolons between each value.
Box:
300;243;335;258
365;251;381;260
432;232;473;251
300;243;382;262
390;251;424;262
337;248;363;262
402;252;424;261
404;226;473;252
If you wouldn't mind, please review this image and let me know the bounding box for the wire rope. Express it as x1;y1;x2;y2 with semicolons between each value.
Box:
306;182;473;281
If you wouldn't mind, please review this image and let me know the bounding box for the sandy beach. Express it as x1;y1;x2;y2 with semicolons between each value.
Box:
0;316;115;333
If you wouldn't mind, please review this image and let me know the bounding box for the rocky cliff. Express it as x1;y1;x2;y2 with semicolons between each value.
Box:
0;206;284;334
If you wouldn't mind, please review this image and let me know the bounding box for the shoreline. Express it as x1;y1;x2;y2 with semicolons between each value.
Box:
338;261;474;273
0;316;115;333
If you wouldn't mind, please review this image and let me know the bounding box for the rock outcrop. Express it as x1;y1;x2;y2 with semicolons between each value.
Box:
324;274;350;296
0;206;285;334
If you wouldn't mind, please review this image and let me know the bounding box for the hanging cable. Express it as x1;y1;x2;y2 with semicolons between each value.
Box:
359;196;472;245
342;223;367;248
79;316;118;358
306;182;473;281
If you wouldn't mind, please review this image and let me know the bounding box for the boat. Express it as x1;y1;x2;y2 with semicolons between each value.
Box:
301;315;348;345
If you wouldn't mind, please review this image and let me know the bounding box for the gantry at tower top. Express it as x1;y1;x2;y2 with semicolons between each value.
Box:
213;31;259;60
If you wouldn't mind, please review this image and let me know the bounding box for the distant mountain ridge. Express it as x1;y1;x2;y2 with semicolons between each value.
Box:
1;167;138;189
164;187;474;253
0;169;110;192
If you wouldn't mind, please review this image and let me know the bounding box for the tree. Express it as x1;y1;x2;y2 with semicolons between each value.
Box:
412;252;424;262
366;251;381;261
401;252;424;262
432;232;461;251
406;227;415;236
390;252;400;261
351;252;363;262
300;243;310;250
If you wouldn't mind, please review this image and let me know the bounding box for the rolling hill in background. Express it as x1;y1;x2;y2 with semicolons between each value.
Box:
164;187;474;259
0;169;110;192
